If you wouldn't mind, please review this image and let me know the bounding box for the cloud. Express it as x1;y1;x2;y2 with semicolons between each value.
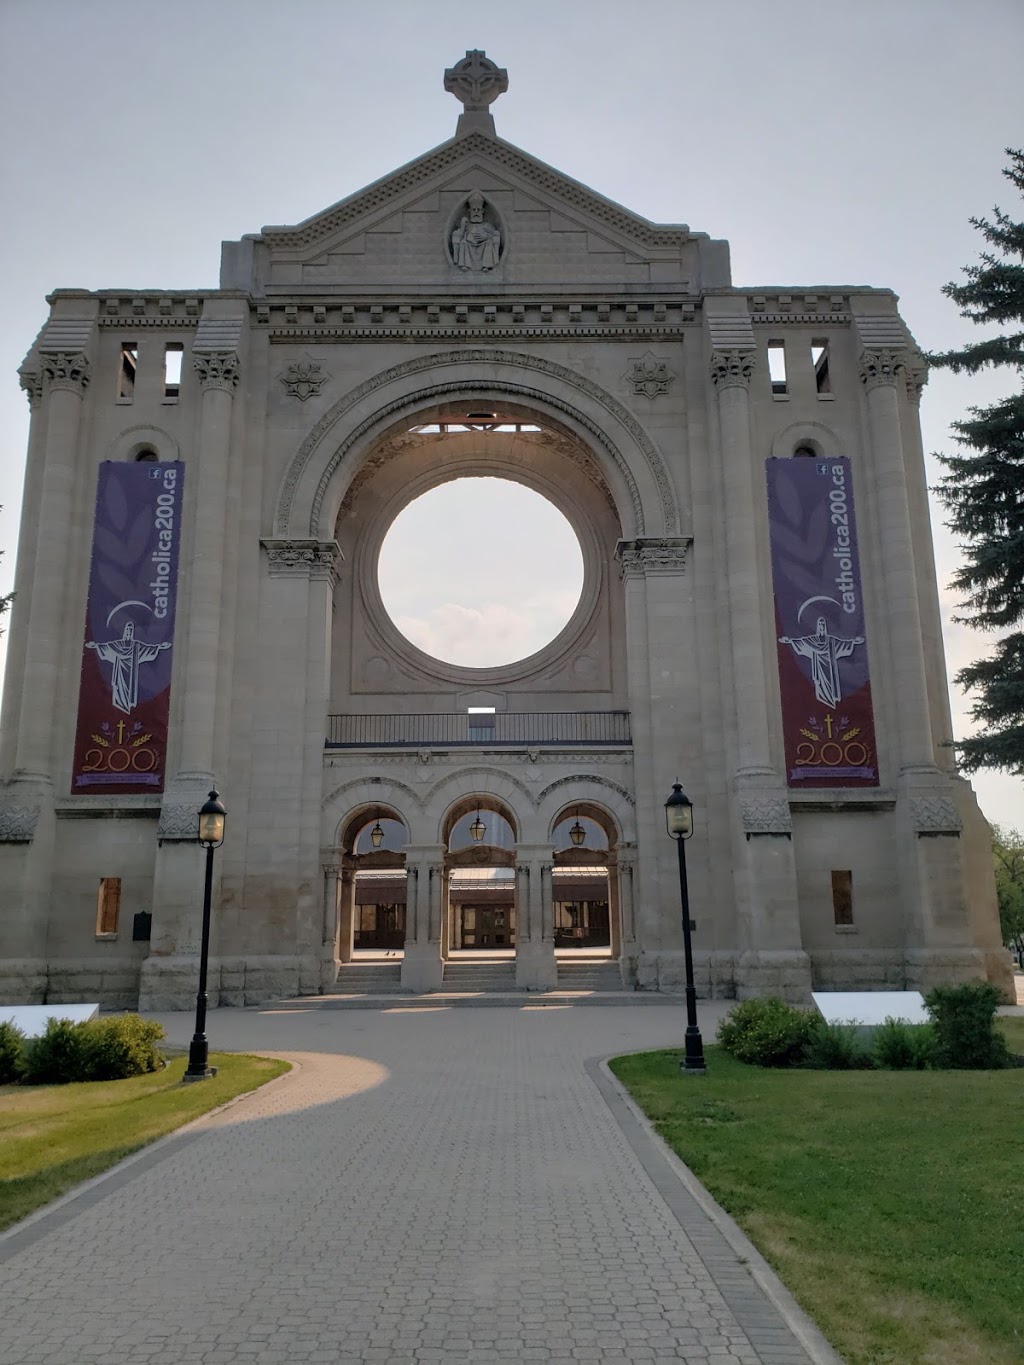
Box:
394;595;580;667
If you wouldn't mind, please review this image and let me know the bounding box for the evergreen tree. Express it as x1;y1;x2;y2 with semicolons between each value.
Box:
928;149;1024;774
992;826;1024;964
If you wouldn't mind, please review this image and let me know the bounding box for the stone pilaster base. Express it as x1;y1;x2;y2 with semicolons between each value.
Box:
0;959;47;1004
735;949;812;1003
139;954;315;1011
401;943;444;993
902;947;991;998
618;942;639;989
982;948;1016;1004
647;950;738;999
516;942;558;991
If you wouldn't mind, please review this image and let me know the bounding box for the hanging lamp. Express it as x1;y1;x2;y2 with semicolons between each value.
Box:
470;809;486;842
369;811;385;849
569;809;586;847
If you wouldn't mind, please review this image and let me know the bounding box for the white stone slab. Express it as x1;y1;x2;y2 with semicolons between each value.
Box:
0;1003;100;1037
812;991;928;1026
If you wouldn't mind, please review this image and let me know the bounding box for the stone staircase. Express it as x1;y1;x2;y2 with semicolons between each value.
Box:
440;960;518;992
556;959;628;992
329;963;404;994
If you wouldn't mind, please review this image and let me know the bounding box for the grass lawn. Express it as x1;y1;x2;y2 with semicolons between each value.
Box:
610;1041;1024;1365
0;1053;290;1233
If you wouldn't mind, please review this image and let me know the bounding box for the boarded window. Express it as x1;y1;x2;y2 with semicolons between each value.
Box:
163;343;183;400
767;341;787;396
812;341;831;394
96;877;122;936
831;869;853;926
118;343;137;400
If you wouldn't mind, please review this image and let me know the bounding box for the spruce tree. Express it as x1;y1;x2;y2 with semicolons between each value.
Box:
928;149;1024;775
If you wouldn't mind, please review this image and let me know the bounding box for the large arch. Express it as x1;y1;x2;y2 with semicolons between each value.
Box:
273;349;681;541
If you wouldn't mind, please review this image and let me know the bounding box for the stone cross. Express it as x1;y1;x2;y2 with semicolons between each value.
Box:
444;50;508;111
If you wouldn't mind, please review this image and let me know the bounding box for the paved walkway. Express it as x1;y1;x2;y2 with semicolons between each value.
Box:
0;1002;836;1365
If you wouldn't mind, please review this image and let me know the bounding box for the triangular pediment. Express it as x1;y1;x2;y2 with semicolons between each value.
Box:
247;132;711;292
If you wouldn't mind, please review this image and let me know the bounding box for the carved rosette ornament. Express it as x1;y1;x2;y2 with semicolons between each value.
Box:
278;355;330;402
443;49;508;111
41;351;90;395
261;538;342;585
909;794;962;835
627;353;674;398
615;537;692;578
739;794;793;837
194;351;241;393
858;348;909;391
709;349;755;390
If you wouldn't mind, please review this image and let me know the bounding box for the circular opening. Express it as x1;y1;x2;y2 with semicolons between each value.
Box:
378;477;584;668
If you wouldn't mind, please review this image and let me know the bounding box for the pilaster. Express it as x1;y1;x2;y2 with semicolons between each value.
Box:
401;846;445;991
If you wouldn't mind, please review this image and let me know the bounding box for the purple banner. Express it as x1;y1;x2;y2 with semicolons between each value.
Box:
71;461;185;793
766;457;879;787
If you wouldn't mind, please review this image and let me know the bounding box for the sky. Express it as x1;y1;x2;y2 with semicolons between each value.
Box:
0;0;1022;826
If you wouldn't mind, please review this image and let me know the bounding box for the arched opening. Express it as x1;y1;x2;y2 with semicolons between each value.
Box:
443;796;518;956
550;805;615;957
338;807;409;959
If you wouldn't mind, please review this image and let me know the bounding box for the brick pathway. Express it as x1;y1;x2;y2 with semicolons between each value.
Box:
0;1004;834;1365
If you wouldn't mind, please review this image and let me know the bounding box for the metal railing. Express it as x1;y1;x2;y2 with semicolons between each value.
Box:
326;711;631;748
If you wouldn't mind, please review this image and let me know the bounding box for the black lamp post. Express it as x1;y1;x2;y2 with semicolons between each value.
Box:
665;782;706;1076
183;789;226;1083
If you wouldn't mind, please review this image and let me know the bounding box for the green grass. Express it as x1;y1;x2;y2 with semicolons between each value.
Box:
998;1013;1024;1053
610;1047;1024;1365
0;1053;289;1232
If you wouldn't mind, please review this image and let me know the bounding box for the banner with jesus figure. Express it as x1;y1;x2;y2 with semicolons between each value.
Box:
765;456;879;788
71;460;185;793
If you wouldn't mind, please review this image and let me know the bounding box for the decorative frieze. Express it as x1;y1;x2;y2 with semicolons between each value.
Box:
157;802;198;842
626;353;674;398
193;351;240;393
615;537;692;577
278;354;330;402
41;351;90;395
858;348;909;391
739;794;793;837
261;538;342;583
0;799;40;843
709;348;755;390
910;794;962;835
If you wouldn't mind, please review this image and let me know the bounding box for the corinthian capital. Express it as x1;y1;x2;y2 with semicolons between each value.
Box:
261;538;342;585
858;348;909;391
709;349;755;390
41;351;91;395
19;368;42;408
194;350;241;392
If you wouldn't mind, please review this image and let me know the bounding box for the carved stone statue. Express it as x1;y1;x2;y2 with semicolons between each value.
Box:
451;191;501;271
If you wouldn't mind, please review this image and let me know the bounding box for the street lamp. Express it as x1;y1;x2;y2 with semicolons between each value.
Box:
183;789;226;1083
665;782;706;1076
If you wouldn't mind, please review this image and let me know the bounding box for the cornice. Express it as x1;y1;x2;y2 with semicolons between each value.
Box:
259;131;694;254
267;325;689;343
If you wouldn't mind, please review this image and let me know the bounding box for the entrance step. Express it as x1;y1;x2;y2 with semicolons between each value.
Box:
440;961;518;992
329;963;404;994
556;960;628;991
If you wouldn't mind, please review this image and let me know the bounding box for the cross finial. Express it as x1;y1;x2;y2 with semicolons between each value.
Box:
444;50;508;113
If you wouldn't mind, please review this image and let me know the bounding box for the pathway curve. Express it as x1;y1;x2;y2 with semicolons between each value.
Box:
0;1004;833;1365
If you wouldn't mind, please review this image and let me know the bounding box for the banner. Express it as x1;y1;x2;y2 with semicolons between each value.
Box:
766;457;879;787
71;461;185;794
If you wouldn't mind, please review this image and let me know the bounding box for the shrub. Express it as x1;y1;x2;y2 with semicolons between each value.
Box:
925;982;1010;1070
0;1021;25;1084
718;997;816;1067
802;1019;874;1070
873;1017;936;1070
21;1018;89;1085
81;1015;165;1081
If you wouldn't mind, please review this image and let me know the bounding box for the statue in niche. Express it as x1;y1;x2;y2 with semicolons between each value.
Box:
451;190;502;271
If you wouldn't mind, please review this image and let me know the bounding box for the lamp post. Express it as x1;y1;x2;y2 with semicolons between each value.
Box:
183;789;226;1083
665;782;706;1075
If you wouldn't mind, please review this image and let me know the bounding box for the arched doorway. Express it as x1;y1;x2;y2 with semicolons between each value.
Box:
550;808;613;956
336;807;408;961
443;798;518;957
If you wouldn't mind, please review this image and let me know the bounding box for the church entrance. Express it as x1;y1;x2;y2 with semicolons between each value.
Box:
551;809;614;957
346;811;408;956
444;802;517;957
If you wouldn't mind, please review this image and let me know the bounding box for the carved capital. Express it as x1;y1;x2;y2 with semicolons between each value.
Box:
261;538;342;584
0;799;40;843
157;802;198;841
904;354;928;405
41;351;90;395
858;348;909;391
909;794;962;835
615;536;692;578
709;349;755;390
19;368;42;409
194;351;240;393
739;794;793;836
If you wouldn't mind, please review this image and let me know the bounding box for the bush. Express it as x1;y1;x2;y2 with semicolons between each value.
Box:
21;1018;89;1085
0;1021;25;1084
873;1017;936;1070
925;982;1010;1070
81;1015;165;1080
718;997;817;1067
802;1019;874;1070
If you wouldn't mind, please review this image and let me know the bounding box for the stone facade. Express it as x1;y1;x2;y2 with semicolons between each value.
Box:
0;53;1012;1007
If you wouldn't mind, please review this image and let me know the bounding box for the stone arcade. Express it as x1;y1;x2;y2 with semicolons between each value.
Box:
0;53;1012;1009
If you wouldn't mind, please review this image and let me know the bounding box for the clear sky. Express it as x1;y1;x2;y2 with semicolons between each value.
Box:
0;0;1022;826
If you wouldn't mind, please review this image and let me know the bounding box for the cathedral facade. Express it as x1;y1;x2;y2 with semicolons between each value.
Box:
0;53;1011;1009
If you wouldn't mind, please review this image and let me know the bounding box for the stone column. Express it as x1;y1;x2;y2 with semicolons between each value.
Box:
338;863;355;964
710;348;809;1001
614;841;637;979
401;846;445;991
515;847;557;990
